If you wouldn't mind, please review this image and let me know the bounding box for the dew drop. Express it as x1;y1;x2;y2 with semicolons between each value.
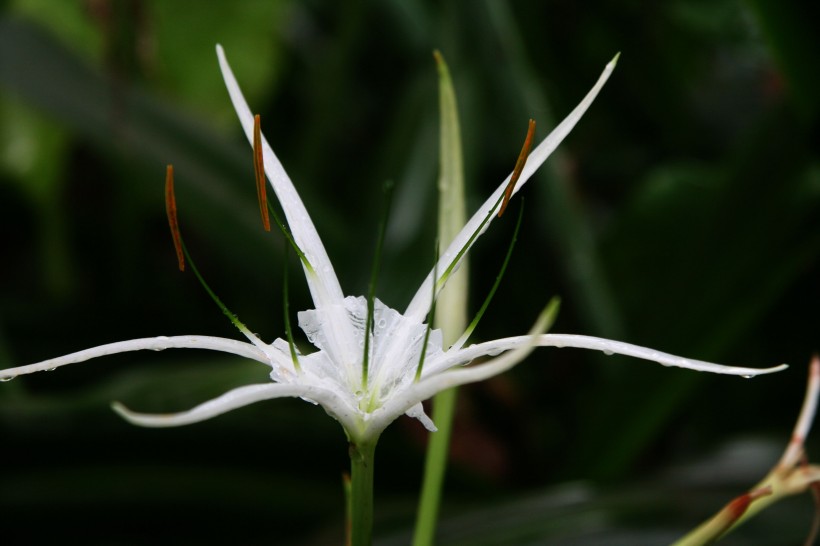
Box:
377;319;386;329
46;368;57;372
602;350;613;356
741;374;753;379
0;376;15;382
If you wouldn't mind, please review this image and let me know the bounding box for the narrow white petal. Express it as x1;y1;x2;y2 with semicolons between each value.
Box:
216;44;345;310
425;333;787;377
0;336;267;380
112;382;343;428
405;55;619;320
380;328;786;432
535;334;788;375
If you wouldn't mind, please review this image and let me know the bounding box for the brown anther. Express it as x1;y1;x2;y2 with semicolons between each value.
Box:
498;118;536;218
253;114;271;232
165;165;185;271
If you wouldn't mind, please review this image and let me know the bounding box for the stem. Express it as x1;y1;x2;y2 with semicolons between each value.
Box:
412;388;457;546
412;50;467;546
349;438;378;546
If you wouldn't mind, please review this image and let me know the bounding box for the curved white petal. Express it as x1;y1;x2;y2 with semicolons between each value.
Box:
112;382;345;428
405;54;619;321
216;44;344;311
536;334;788;375
376;328;786;435
0;336;267;380
425;333;788;377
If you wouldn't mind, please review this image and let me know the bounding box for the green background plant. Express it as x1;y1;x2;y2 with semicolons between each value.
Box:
0;1;818;543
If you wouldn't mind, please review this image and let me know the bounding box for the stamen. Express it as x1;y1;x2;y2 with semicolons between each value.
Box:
252;118;313;272
253;115;271;232
435;119;534;292
498;119;536;218
163;166;266;350
165;164;185;271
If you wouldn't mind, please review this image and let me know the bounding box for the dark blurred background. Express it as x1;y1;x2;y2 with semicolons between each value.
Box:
0;1;818;544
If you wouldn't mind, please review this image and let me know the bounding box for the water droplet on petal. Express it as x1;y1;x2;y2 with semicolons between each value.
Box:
0;376;15;382
602;350;613;356
741;374;753;379
46;368;57;372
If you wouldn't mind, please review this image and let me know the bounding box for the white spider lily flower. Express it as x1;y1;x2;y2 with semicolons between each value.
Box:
0;47;787;444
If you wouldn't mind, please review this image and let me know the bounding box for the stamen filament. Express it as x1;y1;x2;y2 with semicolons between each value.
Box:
435;191;504;293
453;201;525;350
362;180;395;387
282;244;302;373
498;119;535;218
253;114;271;232
416;242;439;382
267;200;315;274
165;165;185;271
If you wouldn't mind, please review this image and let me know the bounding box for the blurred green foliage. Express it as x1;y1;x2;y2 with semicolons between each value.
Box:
0;0;817;544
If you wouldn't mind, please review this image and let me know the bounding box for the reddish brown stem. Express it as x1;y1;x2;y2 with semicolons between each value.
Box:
253;114;271;231
498;118;536;218
165;164;185;271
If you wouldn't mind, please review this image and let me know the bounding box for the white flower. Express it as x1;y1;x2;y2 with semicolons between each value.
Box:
0;47;787;443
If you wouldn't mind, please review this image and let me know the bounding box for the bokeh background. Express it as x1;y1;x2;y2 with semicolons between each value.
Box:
1;1;818;544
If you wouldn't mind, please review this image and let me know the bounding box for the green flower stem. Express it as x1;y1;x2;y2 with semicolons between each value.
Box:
349;438;378;546
412;50;467;546
412;387;457;546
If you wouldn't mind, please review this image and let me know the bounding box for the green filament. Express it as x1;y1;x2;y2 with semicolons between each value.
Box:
362;180;395;387
266;200;314;274
435;190;507;293
415;242;439;382
176;235;254;340
282;244;301;372
454;201;525;349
